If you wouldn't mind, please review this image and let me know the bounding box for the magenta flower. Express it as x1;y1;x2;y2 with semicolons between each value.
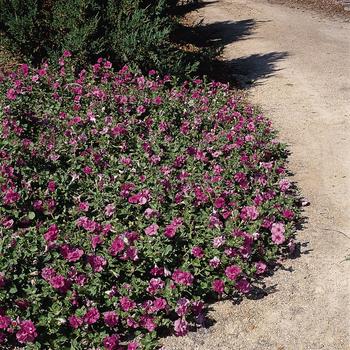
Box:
172;269;194;286
240;205;259;221
0;315;10;330
50;275;65;289
191;246;204;258
44;224;59;242
225;265;241;281
84;307;100;325
68;315;83;329
174;318;189;336
146;278;165;294
103;311;119;328
78;201;90;212
212;236;225;248
109;236;125;256
63;50;72;57
164;224;176;238
209;256;220;268
279;179;291;192
103;334;119;350
3;188;20;205
119;297;136;312
151;298;167;312
127;342;139;350
88;255;107;272
235;278;251;294
61;245;84;262
144;223;159;236
104;203;115;217
140;315;156;331
47;180;56;192
16;320;37;344
6;88;17;100
271;222;286;245
214;197;225;208
255;261;267;274
212;279;225;294
175;298;190;316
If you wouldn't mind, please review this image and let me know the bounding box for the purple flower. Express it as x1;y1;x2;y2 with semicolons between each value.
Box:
44;224;59;242
175;298;190;316
144;223;159;236
235;278;251;294
6;88;17;100
88;255;107;272
271;222;286;245
68;315;83;329
83;307;100;325
255;261;267;275
191;246;204;258
213;236;225;248
212;279;225;294
240;205;259;221
104;203;115;217
151;298;167;312
225;265;241;281
103;334;119;350
140;315;156;332
174;318;188;336
119;297;136;312
61;245;84;262
209;256;220;268
0;316;10;330
103;311;119;328
146;278;165;294
109;236;125;256
16;320;37;344
172;269;193;286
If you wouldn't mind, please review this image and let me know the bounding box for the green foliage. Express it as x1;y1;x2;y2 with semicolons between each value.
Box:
0;0;201;77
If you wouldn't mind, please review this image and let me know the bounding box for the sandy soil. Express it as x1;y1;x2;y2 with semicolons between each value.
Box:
164;1;350;349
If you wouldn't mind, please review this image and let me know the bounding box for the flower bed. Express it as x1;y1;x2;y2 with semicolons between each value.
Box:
0;53;298;349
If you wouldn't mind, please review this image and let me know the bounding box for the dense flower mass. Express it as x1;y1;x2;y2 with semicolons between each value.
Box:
0;54;298;349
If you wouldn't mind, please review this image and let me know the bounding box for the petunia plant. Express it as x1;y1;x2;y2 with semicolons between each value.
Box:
0;53;298;349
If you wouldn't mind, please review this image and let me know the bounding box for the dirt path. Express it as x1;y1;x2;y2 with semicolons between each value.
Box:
164;1;350;349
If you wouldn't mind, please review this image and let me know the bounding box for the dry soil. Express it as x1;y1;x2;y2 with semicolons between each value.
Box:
164;0;350;349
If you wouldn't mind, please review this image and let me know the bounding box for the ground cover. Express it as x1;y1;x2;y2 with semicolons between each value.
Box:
0;54;298;349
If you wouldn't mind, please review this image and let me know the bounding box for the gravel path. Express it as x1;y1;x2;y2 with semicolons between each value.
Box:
164;1;350;349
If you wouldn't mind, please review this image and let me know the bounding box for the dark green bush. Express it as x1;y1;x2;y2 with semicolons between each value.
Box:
0;0;202;77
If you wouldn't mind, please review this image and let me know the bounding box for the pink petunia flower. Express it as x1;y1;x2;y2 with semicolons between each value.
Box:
119;297;136;312
212;279;225;294
240;205;259;221
225;265;241;281
44;224;59;242
191;246;204;258
68;315;83;329
174;318;188;336
255;261;267;275
144;223;159;236
235;278;251;294
103;334;119;350
172;269;193;286
83;307;100;325
16;320;37;344
109;236;125;256
175;298;190;317
0;315;10;330
271;222;286;245
103;311;119;328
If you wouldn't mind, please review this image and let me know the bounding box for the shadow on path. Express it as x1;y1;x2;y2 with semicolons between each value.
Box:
227;51;289;86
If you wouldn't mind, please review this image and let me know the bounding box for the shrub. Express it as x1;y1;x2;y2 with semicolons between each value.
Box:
0;55;298;349
0;0;200;78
